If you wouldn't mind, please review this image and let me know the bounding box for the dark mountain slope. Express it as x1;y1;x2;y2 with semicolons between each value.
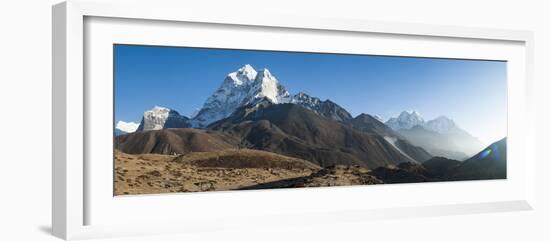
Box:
350;114;432;162
451;138;507;180
422;156;461;178
290;92;353;123
209;102;415;168
349;113;396;136
369;138;507;183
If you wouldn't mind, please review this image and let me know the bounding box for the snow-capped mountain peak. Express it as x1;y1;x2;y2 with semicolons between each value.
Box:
147;106;170;118
190;65;291;127
227;64;258;86
386;110;426;130
385;111;464;135
137;106;189;131
115;120;139;133
425;115;457;134
257;68;273;78
247;68;290;104
399;110;424;121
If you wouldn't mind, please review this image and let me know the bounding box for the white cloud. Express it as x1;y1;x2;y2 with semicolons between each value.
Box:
115;121;139;133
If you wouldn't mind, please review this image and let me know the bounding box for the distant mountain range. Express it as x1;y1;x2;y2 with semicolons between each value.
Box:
385;111;485;160
115;64;504;178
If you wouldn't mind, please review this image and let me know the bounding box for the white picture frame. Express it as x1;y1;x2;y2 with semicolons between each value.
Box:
52;0;536;240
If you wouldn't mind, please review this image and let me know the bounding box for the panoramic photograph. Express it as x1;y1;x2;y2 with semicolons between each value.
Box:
113;44;507;196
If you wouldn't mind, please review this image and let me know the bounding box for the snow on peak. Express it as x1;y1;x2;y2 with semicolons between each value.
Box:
258;68;273;77
385;111;462;134
226;64;258;86
290;92;321;109
137;106;189;131
144;106;173;121
425;115;457;134
291;92;320;103
373;115;383;122
386;110;426;130
399;110;423;120
150;105;169;113
248;68;290;104
115;121;139;133
191;65;291;127
240;64;256;75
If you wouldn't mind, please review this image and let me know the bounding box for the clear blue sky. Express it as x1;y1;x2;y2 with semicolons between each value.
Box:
114;44;507;144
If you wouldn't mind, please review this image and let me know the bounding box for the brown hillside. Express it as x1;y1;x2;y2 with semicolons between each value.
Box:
115;128;239;155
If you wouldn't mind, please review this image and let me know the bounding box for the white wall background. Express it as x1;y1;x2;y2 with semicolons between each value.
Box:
0;0;548;240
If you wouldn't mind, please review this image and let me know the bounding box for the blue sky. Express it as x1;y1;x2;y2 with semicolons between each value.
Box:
114;44;507;144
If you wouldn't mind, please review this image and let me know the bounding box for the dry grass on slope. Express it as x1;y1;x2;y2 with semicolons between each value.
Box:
114;149;320;195
172;149;321;170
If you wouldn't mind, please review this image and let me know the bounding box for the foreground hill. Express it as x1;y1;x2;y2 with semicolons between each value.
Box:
240;165;382;190
114;138;507;195
114;149;321;195
172;149;320;170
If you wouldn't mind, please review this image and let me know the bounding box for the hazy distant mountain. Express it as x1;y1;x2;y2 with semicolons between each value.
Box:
386;111;425;130
386;111;485;160
385;111;468;134
349;113;432;162
136;106;190;131
425;116;458;134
